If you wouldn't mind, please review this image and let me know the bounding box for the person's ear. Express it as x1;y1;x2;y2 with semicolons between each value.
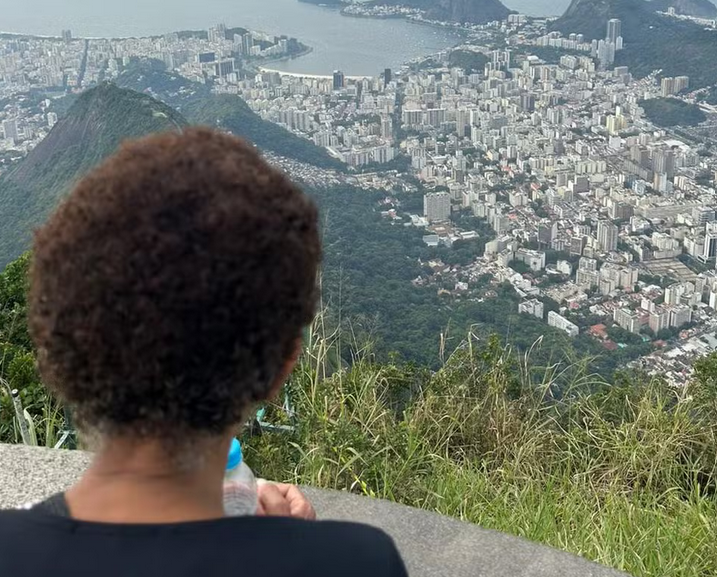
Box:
267;337;303;400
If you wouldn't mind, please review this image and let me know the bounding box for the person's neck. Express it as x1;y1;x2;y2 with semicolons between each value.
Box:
65;436;231;524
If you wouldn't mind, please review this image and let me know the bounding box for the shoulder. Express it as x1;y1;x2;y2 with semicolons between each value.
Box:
0;508;54;532
285;519;407;574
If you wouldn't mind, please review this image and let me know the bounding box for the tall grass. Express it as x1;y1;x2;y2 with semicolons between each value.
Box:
244;323;717;577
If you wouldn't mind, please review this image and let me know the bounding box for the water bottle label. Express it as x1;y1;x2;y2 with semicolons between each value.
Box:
223;482;258;517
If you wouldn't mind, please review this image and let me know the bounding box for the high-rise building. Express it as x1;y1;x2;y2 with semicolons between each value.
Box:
614;308;642;334
455;109;469;138
538;222;558;246
597;221;619;253
61;29;73;43
384;68;392;84
333;70;345;91
649;308;671;333
579;257;599;271
670;306;693;329
693;207;716;226
674;76;690;93
661;77;676;97
703;222;717;262
570;236;587;256
424;192;451;223
520;93;536;112
3;119;18;142
652;148;675;178
606;19;622;43
609;202;634;221
380;117;393;140
519;299;544;320
241;33;254;56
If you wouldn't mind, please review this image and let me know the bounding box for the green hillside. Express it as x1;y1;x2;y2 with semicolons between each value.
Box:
371;0;511;23
650;0;717;17
552;0;717;88
0;250;715;577
184;94;344;171
640;97;707;126
116;59;344;171
0;84;187;267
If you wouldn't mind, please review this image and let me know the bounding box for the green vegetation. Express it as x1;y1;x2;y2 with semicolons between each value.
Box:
651;0;717;19
0;83;187;268
243;327;717;577
0;70;344;267
640;98;707;127
185;94;344;170
116;60;344;170
0;254;64;447
448;50;489;74
2;253;715;576
698;85;717;106
372;0;511;24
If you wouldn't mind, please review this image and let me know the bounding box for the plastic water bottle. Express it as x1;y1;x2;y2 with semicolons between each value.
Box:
223;438;258;516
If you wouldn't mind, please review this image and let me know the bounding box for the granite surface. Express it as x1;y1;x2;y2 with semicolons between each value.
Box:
0;443;630;577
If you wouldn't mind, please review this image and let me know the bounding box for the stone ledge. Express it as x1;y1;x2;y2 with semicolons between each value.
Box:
0;444;630;577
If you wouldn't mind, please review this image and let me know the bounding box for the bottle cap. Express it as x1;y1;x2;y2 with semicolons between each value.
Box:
226;438;243;470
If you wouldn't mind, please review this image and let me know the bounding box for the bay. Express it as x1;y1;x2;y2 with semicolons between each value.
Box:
0;0;461;76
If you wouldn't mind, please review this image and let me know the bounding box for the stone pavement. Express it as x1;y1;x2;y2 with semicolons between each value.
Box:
0;444;630;577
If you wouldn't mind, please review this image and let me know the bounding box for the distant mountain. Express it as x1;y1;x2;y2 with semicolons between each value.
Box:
116;59;344;171
374;0;511;24
552;0;717;88
0;83;187;267
299;0;347;5
649;0;717;17
554;0;663;41
183;94;344;171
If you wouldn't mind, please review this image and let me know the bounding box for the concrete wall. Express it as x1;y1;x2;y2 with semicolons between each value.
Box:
0;444;630;577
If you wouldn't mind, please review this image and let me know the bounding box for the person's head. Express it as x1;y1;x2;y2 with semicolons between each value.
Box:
29;127;321;452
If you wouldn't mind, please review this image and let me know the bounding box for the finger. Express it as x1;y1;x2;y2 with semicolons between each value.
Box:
274;484;317;520
257;483;291;517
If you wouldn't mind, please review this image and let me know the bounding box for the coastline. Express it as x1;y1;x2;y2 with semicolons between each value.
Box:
257;45;315;66
339;11;406;21
339;8;472;38
257;66;373;80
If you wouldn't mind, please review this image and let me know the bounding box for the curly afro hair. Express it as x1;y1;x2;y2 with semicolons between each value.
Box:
29;127;321;438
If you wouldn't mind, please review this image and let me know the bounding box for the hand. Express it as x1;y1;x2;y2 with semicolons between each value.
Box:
256;481;317;520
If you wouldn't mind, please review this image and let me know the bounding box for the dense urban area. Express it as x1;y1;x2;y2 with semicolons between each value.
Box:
1;7;717;386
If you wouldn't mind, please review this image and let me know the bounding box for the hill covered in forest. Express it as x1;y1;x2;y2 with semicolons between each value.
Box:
649;0;717;17
0;84;188;267
0;63;346;268
115;60;343;171
640;97;707;126
372;0;511;23
552;0;717;88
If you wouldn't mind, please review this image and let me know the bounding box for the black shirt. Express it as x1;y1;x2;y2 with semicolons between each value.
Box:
0;504;409;577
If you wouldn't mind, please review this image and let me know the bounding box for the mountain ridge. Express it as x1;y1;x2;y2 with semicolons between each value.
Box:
372;0;512;24
0;83;187;267
552;0;717;87
115;59;344;171
649;0;717;17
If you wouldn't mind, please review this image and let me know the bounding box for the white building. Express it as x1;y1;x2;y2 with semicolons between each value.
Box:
423;192;451;223
548;311;580;337
597;220;619;253
519;299;545;320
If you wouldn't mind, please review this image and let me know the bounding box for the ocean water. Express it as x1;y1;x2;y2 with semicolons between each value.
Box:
0;0;462;76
